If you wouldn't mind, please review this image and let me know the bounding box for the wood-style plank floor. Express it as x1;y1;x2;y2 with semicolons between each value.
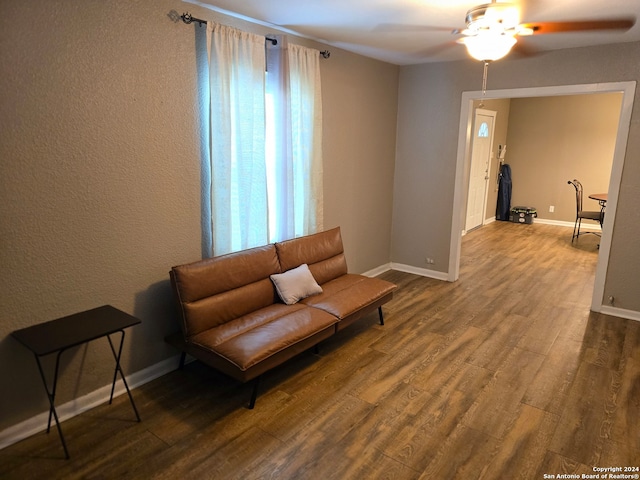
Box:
2;221;639;479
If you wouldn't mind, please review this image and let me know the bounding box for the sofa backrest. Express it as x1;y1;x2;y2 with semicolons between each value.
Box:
170;244;281;338
275;227;348;285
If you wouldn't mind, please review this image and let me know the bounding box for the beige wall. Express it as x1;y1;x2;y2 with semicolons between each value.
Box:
0;0;398;433
393;41;640;312
322;49;398;273
507;94;621;222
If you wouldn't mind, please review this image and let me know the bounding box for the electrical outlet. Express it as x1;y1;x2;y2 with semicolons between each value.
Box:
549;205;555;213
425;257;435;265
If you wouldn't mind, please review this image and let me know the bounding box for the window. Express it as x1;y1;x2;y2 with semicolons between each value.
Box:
205;25;323;256
478;121;489;138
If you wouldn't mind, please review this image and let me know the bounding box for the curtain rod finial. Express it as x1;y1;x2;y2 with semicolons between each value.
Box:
181;12;206;26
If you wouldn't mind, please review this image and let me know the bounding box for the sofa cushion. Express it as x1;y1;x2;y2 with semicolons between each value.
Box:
301;273;397;326
171;244;281;337
275;227;348;285
270;264;323;305
189;304;338;381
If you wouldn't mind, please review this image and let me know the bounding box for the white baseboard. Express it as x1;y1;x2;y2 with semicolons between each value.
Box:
463;217;496;236
0;355;181;452
534;217;601;231
362;261;449;281
466;217;598;232
597;305;640;322
361;263;393;277
390;262;450;281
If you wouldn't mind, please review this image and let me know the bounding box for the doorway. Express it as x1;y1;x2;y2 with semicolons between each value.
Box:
449;82;636;312
465;108;496;233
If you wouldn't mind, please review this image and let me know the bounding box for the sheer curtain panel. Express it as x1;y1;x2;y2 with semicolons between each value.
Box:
205;25;323;256
266;38;323;243
207;23;268;255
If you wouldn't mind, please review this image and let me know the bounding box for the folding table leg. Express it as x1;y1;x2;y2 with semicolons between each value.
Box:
107;330;141;422
34;354;70;459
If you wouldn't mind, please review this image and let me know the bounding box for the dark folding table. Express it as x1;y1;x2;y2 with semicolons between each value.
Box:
11;305;141;459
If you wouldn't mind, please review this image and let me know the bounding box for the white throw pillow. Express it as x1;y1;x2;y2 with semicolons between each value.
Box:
270;264;323;305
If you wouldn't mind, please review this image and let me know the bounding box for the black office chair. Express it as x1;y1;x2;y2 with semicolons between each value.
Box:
567;179;603;242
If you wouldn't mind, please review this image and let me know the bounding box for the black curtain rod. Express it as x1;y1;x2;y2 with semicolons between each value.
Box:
181;13;277;45
180;12;331;58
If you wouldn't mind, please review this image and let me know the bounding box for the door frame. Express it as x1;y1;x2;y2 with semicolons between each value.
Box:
465;108;496;233
449;81;636;313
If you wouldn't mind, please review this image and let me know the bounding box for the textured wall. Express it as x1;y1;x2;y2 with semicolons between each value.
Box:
0;0;204;432
0;0;398;435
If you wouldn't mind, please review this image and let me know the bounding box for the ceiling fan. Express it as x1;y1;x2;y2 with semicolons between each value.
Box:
453;0;635;62
439;1;635;101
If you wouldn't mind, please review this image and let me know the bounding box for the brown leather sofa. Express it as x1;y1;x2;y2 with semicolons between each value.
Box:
166;227;396;408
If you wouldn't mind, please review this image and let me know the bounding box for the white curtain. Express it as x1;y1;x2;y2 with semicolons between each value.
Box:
205;25;323;255
266;38;323;242
207;23;268;255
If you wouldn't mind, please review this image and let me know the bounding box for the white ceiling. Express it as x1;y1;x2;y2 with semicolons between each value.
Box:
184;0;640;65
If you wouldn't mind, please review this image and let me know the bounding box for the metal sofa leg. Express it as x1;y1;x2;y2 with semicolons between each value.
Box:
178;351;186;370
248;376;261;409
378;306;385;326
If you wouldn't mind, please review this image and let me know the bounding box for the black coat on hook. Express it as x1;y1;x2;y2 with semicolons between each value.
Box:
496;163;512;221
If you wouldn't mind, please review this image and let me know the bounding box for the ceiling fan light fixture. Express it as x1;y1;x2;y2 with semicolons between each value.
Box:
465;3;520;31
459;33;517;61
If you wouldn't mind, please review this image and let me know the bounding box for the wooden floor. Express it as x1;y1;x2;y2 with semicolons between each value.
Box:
2;221;639;479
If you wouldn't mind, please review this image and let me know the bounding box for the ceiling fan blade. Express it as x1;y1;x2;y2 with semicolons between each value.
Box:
522;18;635;35
414;40;458;58
375;23;456;33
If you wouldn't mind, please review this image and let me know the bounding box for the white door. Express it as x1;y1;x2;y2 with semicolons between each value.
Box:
465;109;496;232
